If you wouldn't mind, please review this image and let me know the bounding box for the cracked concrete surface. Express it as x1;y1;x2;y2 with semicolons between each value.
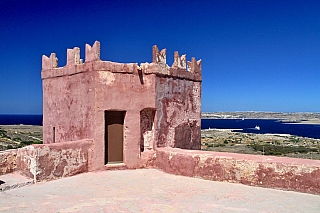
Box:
1;169;319;212
0;172;33;192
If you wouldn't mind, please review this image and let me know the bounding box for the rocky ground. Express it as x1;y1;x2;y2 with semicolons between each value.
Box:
0;125;42;151
202;129;320;160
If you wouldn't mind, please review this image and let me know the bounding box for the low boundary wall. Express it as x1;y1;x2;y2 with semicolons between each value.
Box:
155;148;320;194
0;139;93;181
1;145;319;194
0;149;18;175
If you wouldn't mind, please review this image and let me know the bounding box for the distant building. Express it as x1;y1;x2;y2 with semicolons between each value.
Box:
41;41;202;170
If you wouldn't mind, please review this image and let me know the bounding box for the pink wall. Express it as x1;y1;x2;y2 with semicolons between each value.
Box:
41;41;202;171
155;148;320;194
2;145;320;194
42;70;95;143
19;140;93;181
156;78;201;149
0;149;17;175
1;41;318;195
0;140;93;181
93;67;157;170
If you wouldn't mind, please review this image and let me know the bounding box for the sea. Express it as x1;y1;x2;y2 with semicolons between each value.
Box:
202;119;320;139
0;114;43;126
0;115;320;139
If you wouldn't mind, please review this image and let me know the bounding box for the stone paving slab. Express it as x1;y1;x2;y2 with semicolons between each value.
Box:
0;169;319;212
0;172;34;192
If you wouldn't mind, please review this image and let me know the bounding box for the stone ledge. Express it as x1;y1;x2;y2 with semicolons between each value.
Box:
0;149;18;175
154;148;320;194
41;61;202;82
3;145;319;194
0;140;94;182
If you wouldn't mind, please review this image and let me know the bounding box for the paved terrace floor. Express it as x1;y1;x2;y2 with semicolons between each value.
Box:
1;169;319;213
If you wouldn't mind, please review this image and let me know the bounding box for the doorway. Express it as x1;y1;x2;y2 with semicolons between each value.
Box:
105;111;125;164
140;108;156;152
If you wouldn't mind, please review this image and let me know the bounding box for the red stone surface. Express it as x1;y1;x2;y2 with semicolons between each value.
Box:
155;77;201;149
1;169;320;212
1;145;320;194
13;140;93;181
2;41;320;196
0;149;17;175
155;148;320;194
41;41;202;171
0;169;320;213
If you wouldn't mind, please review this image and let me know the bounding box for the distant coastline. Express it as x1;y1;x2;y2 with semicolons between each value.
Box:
201;112;320;124
1;112;320;125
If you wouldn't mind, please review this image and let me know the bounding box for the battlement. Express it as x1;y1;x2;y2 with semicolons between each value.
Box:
41;41;201;81
141;45;201;81
151;45;201;74
42;41;101;70
41;40;202;173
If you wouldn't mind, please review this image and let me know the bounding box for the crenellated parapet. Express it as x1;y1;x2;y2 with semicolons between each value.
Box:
85;41;100;62
42;41;100;69
41;41;202;172
42;41;138;79
67;47;81;66
42;53;58;70
152;45;166;65
142;45;202;81
188;57;202;79
41;41;201;82
172;51;186;70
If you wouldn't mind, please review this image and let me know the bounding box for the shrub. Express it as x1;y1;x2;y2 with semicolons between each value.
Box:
214;144;226;147
18;140;43;148
0;129;7;137
249;144;317;156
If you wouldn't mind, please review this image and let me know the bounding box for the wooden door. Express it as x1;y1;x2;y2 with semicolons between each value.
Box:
105;111;125;164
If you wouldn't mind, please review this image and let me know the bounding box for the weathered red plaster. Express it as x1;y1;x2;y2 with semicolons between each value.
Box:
2;41;320;196
0;149;17;175
41;41;202;171
12;140;94;181
155;148;320;194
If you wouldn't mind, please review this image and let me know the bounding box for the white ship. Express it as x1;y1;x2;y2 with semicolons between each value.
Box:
254;125;260;130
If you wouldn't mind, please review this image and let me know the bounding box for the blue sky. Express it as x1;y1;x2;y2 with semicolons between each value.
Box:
1;0;320;114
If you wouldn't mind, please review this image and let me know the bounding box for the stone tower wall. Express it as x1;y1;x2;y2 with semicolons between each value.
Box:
42;47;97;144
144;45;202;149
41;41;202;170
